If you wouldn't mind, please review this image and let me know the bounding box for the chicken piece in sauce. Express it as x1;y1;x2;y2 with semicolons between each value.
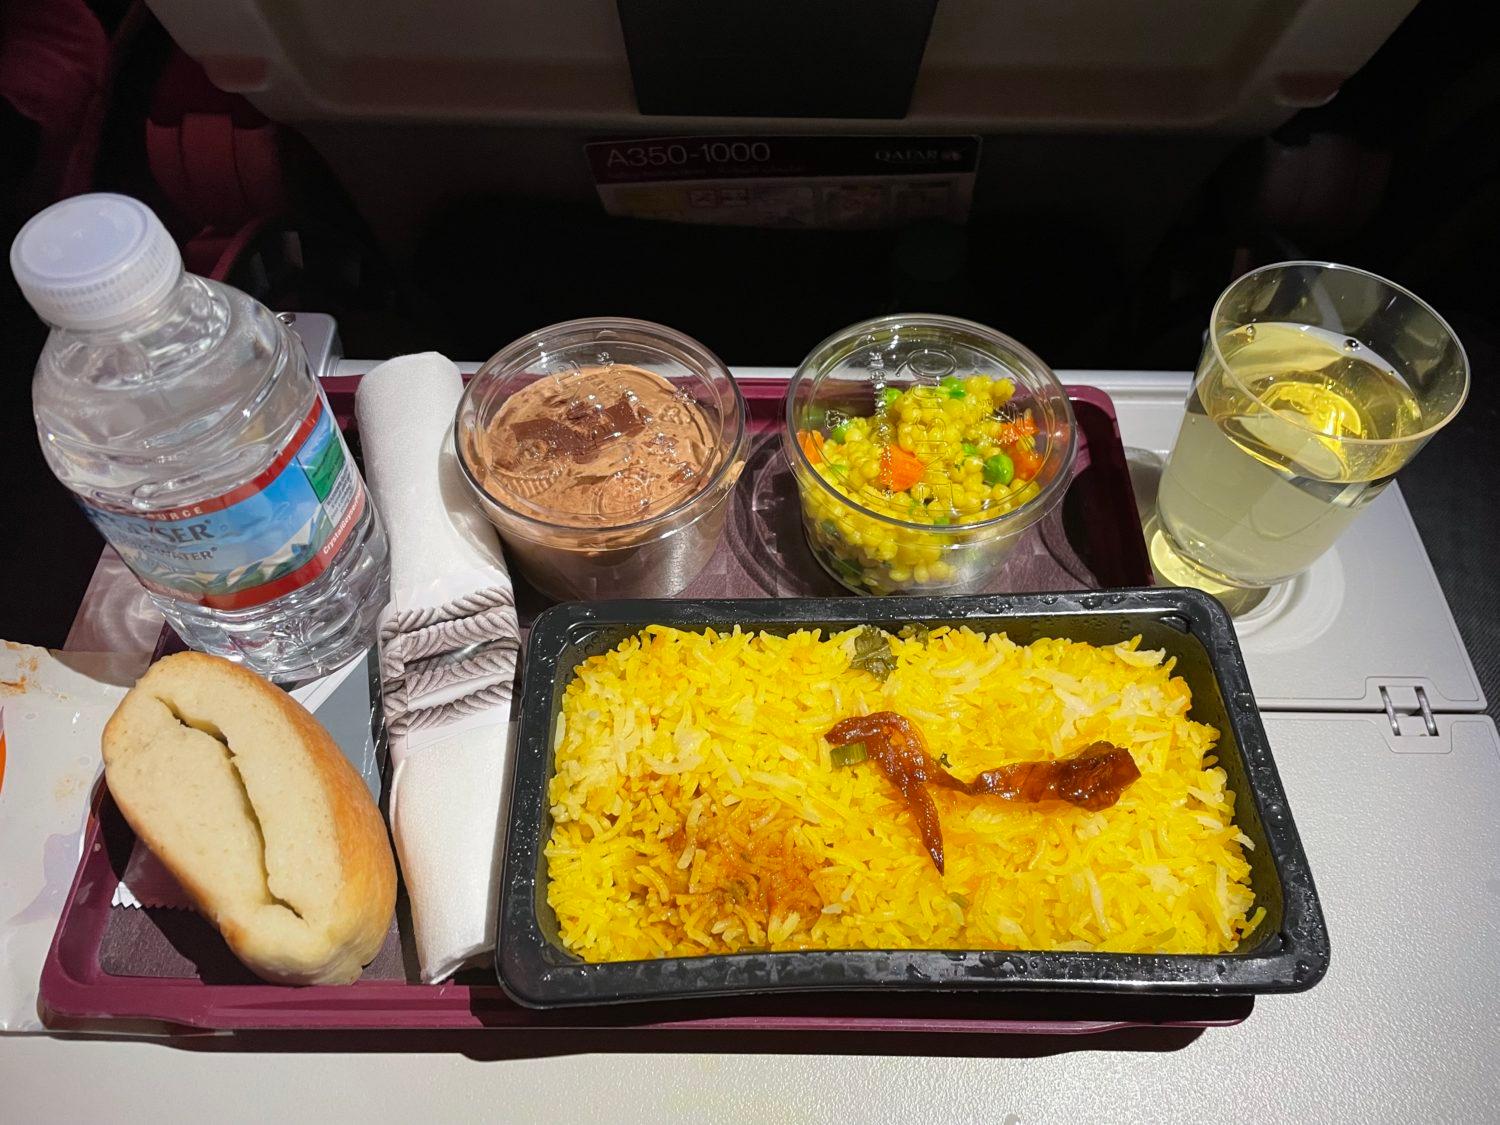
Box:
824;711;1141;873
968;743;1142;812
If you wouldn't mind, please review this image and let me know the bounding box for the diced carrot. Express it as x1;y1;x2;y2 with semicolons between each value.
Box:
879;445;926;491
1011;443;1044;481
995;414;1038;446
798;429;825;465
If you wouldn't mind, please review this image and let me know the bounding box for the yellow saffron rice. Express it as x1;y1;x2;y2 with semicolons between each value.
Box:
545;625;1263;961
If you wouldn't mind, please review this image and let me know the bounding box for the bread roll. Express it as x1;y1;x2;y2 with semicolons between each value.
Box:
102;652;396;985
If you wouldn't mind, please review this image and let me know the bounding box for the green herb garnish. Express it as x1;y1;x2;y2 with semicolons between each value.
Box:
849;626;897;681
833;555;864;580
830;742;868;768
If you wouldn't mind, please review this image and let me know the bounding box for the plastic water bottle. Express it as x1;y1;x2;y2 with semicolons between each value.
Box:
12;193;390;681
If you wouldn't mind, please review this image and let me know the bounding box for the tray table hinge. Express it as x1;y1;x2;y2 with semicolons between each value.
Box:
1380;684;1439;737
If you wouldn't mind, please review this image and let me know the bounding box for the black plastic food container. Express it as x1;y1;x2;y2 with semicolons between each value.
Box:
497;589;1329;1007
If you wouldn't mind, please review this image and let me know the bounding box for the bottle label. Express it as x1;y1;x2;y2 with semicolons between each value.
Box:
80;396;367;610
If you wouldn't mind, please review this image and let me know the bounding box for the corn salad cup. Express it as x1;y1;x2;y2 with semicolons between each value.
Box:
784;315;1076;595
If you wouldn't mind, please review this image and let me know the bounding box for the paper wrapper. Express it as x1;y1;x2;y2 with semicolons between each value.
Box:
0;643;150;1032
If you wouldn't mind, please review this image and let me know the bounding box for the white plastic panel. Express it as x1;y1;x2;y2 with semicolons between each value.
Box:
147;0;1414;132
1202;713;1500;1118
1083;371;1485;714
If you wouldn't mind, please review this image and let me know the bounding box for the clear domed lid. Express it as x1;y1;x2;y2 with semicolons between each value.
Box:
785;314;1076;531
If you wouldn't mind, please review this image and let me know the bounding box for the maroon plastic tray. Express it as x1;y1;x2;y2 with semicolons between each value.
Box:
39;377;1252;1035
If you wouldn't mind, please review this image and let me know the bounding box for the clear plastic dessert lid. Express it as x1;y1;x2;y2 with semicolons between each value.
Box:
457;318;745;531
786;314;1076;530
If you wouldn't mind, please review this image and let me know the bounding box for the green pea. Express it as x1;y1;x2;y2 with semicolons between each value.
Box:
830;421;851;442
941;375;967;399
961;441;978;457
983;452;1015;486
879;387;902;409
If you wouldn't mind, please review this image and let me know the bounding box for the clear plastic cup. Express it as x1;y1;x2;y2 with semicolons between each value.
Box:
1153;262;1470;593
784;314;1076;595
455;318;747;600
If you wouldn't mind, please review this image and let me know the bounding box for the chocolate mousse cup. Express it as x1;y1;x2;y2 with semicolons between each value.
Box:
455;318;748;600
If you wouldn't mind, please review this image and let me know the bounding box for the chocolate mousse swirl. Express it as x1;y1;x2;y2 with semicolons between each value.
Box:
474;365;719;528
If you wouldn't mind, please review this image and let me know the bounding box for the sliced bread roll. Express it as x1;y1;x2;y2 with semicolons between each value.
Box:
102;652;396;985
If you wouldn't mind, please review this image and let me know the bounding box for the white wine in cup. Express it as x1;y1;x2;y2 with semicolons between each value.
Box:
1155;262;1468;592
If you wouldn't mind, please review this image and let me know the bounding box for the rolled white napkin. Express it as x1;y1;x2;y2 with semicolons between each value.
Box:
356;352;520;983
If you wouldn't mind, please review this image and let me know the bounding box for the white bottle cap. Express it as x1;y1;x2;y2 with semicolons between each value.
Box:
10;193;183;331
